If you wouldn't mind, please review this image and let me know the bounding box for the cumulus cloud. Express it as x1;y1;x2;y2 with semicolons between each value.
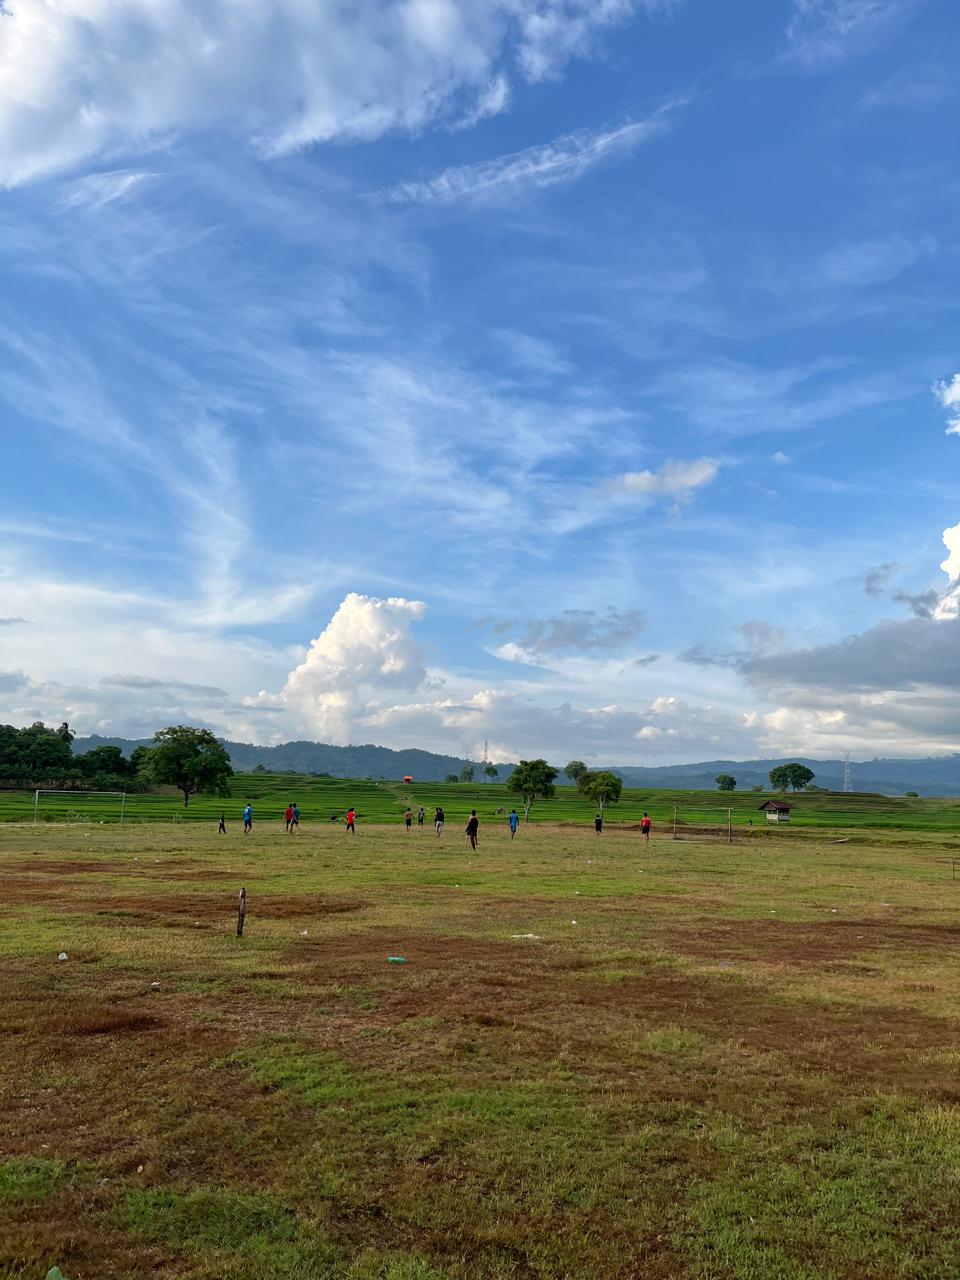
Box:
934;374;960;437
0;0;658;186
492;607;646;657
380;98;684;205
612;457;718;504
862;560;900;596
253;593;428;741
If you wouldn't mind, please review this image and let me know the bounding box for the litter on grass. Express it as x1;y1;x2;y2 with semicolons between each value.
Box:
387;956;408;964
510;933;542;940
57;952;68;962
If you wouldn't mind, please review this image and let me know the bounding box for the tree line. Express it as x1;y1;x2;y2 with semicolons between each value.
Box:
0;722;233;806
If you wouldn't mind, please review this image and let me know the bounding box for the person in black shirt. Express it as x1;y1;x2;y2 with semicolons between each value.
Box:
465;810;479;850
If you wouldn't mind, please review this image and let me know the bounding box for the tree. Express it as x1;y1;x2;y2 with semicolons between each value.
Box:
484;764;498;782
77;744;132;779
578;770;623;815
459;764;475;783
564;759;588;785
768;763;815;792
140;725;233;807
507;758;559;821
444;773;459;784
715;774;737;792
56;722;75;746
905;791;919;798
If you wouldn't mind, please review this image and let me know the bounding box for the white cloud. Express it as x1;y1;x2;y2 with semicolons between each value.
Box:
816;234;933;287
253;593;428;741
380;98;685;205
58;170;159;213
613;457;718;503
934;374;960;437
784;0;914;66
771;450;791;464
0;0;661;187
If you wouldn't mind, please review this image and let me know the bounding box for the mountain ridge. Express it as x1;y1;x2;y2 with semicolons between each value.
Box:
73;735;960;797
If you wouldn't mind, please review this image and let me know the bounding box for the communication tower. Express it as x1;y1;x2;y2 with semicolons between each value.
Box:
842;751;852;793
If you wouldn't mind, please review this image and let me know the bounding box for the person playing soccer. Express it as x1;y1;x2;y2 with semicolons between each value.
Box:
242;802;253;835
283;803;293;832
594;814;603;836
404;808;413;833
346;807;356;834
290;803;300;833
641;812;652;843
218;813;226;834
465;810;479;850
417;806;425;829
435;806;444;836
508;809;519;839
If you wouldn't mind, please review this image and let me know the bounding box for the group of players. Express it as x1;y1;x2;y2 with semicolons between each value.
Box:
220;801;653;843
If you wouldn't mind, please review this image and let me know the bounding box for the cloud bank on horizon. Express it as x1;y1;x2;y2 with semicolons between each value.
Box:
0;0;958;765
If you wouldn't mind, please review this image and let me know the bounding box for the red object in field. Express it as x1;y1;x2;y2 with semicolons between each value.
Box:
402;775;414;784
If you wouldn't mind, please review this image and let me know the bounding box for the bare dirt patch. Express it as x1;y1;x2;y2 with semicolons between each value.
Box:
661;916;960;965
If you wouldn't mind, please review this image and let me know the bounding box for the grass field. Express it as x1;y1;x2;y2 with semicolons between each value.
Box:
2;817;960;1279
3;773;960;832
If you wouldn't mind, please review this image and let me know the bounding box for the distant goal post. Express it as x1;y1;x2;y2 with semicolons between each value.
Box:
33;790;127;824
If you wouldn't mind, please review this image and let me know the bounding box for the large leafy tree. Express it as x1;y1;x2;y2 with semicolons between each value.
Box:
564;759;588;784
715;774;737;792
507;758;559;821
484;764;499;782
769;763;815;792
459;764;476;783
578;770;623;815
140;726;233;807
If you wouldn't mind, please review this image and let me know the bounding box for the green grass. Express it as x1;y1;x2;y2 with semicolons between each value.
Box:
2;772;960;831
1;819;959;1278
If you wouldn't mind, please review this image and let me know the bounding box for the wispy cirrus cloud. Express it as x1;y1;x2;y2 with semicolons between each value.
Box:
58;170;160;213
380;96;688;205
784;0;917;66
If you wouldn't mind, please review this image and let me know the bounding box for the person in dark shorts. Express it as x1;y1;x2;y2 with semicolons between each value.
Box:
641;812;652;843
218;813;226;834
290;803;300;832
435;807;444;836
417;806;425;828
404;808;413;833
465;810;479;850
346;808;356;834
284;804;293;832
508;809;519;839
594;814;602;835
242;803;253;834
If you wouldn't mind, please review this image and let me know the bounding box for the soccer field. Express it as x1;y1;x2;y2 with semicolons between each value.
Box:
1;819;959;1279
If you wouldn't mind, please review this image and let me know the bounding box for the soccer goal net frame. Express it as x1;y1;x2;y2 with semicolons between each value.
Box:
33;790;127;824
668;805;742;844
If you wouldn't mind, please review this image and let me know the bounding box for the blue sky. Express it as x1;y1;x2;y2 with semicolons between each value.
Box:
0;0;958;764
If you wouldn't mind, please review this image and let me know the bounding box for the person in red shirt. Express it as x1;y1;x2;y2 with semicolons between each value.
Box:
345;808;356;834
283;804;293;832
640;812;652;843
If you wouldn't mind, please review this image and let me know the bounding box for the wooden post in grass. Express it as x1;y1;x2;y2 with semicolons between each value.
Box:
236;887;246;937
728;808;733;844
673;806;678;840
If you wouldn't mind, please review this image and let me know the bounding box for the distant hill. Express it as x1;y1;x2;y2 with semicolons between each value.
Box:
73;735;960;796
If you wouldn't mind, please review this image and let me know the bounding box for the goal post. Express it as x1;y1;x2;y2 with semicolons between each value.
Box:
33;790;127;824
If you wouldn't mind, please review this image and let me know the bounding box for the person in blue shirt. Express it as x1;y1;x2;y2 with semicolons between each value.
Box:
290;803;300;832
242;802;253;834
508;809;519;839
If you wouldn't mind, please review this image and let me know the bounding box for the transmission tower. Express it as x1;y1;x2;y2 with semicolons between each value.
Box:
842;751;852;793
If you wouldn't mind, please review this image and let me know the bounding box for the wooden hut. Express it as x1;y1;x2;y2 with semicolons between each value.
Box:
759;800;791;823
